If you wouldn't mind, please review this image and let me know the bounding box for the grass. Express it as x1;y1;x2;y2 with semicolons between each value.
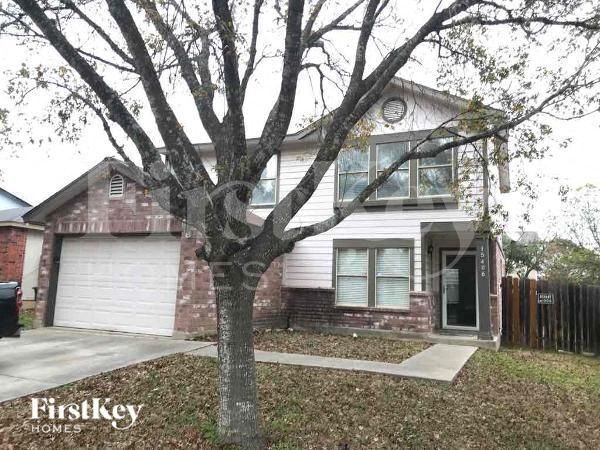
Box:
19;309;34;330
0;334;599;449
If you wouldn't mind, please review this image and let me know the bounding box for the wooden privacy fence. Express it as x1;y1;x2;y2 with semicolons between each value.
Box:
501;277;600;355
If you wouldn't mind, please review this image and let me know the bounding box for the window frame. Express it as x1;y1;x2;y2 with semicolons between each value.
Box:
333;239;415;311
416;142;455;198
374;247;412;310
334;129;459;209
375;141;411;200
250;154;279;208
336;147;370;202
335;247;369;307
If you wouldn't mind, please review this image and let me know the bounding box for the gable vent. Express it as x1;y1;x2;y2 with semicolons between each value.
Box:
109;174;125;198
381;97;407;123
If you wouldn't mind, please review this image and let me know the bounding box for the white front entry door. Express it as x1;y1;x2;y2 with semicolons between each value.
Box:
54;235;181;336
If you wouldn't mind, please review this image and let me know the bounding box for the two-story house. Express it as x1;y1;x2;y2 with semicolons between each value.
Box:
24;78;506;347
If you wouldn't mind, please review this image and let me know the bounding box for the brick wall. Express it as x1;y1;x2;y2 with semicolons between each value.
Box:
491;238;505;336
173;232;285;337
0;227;27;282
34;170;284;335
283;287;434;334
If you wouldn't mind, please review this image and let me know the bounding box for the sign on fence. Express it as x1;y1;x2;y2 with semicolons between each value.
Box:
537;292;554;304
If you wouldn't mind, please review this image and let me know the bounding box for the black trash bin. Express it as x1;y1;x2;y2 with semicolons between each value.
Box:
0;281;23;338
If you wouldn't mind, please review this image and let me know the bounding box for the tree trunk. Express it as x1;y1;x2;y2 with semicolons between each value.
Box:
213;263;262;449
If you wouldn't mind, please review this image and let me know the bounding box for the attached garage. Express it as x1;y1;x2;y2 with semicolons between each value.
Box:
54;235;181;336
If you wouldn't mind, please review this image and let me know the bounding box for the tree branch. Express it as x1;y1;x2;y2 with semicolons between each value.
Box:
240;0;264;102
137;0;222;143
58;0;135;66
264;0;479;238
248;0;305;184
303;0;367;49
105;0;214;191
12;0;164;176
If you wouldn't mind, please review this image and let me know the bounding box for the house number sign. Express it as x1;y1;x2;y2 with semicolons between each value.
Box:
479;243;487;279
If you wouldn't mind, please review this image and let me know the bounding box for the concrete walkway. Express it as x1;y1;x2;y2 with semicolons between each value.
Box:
190;343;477;382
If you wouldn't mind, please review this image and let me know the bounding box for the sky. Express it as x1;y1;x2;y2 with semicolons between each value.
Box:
0;1;598;239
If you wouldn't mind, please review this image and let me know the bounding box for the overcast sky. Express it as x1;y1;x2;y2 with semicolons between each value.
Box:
0;1;598;239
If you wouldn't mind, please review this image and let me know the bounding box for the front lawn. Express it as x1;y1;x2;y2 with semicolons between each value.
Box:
1;343;598;449
253;329;429;363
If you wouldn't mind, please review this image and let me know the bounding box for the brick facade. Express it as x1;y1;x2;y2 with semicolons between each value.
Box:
33;170;284;335
0;226;27;282
283;287;435;334
173;233;286;338
490;238;505;336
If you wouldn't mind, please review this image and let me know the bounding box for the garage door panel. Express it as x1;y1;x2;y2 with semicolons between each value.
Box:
54;236;181;336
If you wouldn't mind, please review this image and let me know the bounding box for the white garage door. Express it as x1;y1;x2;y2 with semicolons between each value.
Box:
54;235;181;336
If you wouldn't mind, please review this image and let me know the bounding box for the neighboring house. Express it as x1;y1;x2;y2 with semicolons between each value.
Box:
24;78;507;346
0;187;44;300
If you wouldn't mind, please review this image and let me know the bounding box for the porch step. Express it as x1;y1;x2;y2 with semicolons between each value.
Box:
426;333;500;350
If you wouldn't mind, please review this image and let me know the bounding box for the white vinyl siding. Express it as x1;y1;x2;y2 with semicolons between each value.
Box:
335;248;368;306
376;248;410;309
280;145;479;291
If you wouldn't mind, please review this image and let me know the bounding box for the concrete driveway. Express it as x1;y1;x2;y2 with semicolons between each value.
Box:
0;328;211;403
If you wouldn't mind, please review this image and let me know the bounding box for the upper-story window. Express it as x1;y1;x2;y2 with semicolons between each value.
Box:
109;174;125;198
417;138;454;197
251;155;278;206
376;141;409;199
337;148;369;201
336;132;457;205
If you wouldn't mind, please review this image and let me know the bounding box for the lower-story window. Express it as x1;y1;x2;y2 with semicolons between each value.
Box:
334;240;413;309
336;248;368;306
376;248;410;309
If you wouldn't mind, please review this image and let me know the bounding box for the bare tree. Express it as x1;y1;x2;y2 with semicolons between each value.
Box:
2;0;599;447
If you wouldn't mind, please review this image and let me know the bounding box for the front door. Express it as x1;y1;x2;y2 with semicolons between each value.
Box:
442;251;478;330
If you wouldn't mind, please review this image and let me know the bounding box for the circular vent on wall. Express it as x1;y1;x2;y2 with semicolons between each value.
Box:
381;97;407;123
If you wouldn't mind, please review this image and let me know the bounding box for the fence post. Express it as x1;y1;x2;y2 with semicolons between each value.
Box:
510;277;521;345
528;279;538;348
